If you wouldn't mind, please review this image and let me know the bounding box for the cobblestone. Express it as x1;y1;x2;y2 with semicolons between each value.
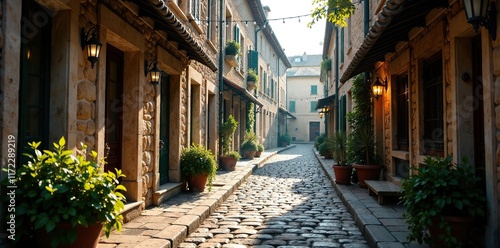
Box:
179;145;369;247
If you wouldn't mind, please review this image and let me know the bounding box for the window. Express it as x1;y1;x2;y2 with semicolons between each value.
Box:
422;53;444;156
190;0;200;21
340;28;345;63
395;74;409;151
289;101;296;112
271;79;275;99
311;85;318;95
310;101;317;112
263;71;268;95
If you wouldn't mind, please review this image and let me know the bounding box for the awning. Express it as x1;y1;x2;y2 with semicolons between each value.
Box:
135;0;218;72
279;107;296;119
340;0;448;83
316;94;336;110
223;79;263;107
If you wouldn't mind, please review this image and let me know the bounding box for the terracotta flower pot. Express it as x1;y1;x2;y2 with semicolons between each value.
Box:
243;150;256;159
36;222;103;248
352;164;383;188
429;216;475;248
255;151;262;157
332;165;353;185
187;173;208;192
220;156;237;171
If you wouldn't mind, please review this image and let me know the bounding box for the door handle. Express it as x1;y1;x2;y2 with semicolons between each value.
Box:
159;140;165;150
105;143;110;157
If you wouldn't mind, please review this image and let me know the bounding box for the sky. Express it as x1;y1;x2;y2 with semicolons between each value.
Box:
260;0;326;57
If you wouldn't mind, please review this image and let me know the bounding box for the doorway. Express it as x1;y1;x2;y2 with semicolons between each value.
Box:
105;45;124;173
472;35;486;190
159;73;170;184
18;0;51;166
309;122;320;142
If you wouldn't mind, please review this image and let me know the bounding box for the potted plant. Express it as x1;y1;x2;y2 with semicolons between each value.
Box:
347;74;382;188
241;131;258;159
225;40;240;67
331;131;352;185
246;68;259;91
255;144;264;157
401;156;485;247
318;137;334;159
180;143;217;192
314;133;327;150
12;137;126;248
279;133;291;147
219;115;240;171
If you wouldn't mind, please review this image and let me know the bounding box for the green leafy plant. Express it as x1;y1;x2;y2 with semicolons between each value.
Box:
331;131;348;166
246;103;255;133
241;131;258;151
320;58;332;78
220;115;238;156
318;137;335;158
314;133;327;150
247;68;259;83
13;137;126;247
225;40;240;56
401;156;485;247
346;74;377;165
257;144;265;152
180;143;218;191
279;133;291;144
309;0;356;27
225;151;242;160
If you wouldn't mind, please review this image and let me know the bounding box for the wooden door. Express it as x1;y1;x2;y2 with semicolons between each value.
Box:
309;122;320;142
105;45;123;172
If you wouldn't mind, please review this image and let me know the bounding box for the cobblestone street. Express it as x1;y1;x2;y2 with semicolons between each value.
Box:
179;144;369;248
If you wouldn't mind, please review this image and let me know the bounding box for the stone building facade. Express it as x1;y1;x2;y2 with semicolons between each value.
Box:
323;0;500;246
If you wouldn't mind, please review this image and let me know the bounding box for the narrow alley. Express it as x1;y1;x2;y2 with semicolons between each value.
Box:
178;144;368;247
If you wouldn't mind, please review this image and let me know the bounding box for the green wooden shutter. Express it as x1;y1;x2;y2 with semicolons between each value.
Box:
248;50;258;71
289;101;296;112
310;101;317;112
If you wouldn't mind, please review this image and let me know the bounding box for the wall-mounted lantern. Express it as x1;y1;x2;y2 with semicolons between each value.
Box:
372;75;387;100
464;0;497;40
144;59;161;86
81;26;102;69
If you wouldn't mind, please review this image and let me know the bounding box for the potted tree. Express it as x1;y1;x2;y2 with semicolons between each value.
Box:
255;143;264;157
241;131;258;159
13;137;126;248
219;115;240;171
331;131;352;185
347;74;382;188
180;143;218;192
401;156;485;247
246;68;259;91
225;40;240;67
318;137;334;159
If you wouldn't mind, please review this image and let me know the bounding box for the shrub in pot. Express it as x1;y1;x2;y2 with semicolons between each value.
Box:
255;144;264;157
246;68;259;91
318;137;334;159
219;115;239;170
225;40;240;56
180;143;217;192
401;156;485;247
331;131;352;185
279;133;291;147
314;133;327;150
241;131;258;159
12;137;126;248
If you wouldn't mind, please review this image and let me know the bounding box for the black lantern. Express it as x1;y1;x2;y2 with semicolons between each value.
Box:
144;59;161;86
80;26;102;69
372;76;387;100
463;0;497;40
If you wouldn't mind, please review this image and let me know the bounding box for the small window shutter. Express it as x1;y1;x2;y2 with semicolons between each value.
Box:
248;50;258;71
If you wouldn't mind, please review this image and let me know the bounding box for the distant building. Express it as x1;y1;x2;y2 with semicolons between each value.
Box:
286;53;324;142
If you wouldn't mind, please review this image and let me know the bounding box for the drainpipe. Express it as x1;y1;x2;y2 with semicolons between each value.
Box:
277;58;280;146
335;25;340;132
218;0;225;158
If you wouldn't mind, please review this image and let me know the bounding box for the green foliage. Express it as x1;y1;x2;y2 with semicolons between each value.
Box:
331;131;348;166
314;133;327;150
346;74;377;165
246;103;255;133
220;115;238;155
401;156;485;247
225;40;240;55
318;137;335;157
12;137;126;247
309;0;356;27
257;144;265;152
241;131;259;151
320;58;332;79
247;68;259;83
180;143;218;191
225;151;242;160
279;133;292;144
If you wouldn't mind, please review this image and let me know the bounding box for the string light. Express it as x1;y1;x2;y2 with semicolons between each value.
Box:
198;13;311;25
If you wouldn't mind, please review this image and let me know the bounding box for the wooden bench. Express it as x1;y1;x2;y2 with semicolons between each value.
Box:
365;180;403;205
